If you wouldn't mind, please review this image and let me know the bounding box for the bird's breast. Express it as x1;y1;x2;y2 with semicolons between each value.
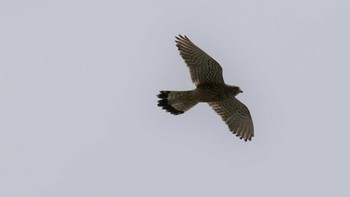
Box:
195;85;230;102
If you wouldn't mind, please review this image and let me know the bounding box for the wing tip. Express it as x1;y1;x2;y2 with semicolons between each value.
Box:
230;128;253;142
175;34;189;42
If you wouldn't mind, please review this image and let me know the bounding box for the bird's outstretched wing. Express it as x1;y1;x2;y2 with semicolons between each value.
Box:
209;97;254;141
175;35;225;86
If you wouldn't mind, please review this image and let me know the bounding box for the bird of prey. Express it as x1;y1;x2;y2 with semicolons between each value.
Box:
157;35;254;141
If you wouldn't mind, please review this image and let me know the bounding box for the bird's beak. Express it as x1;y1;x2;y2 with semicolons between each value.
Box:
239;88;243;93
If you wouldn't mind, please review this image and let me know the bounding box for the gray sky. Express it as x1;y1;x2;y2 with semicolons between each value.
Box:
1;0;349;196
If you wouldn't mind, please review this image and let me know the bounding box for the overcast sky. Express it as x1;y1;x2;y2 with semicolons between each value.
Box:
1;0;350;196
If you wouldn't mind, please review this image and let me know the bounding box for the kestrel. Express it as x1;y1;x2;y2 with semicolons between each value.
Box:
157;35;254;141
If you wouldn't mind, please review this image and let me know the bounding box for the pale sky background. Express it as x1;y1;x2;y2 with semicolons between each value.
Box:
1;0;350;196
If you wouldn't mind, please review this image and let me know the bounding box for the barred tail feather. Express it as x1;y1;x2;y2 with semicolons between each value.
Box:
157;90;198;115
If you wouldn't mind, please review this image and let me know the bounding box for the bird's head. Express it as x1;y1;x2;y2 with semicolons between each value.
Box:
229;86;243;96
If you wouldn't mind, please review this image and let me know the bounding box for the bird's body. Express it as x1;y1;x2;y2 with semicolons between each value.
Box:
157;35;254;141
195;85;241;102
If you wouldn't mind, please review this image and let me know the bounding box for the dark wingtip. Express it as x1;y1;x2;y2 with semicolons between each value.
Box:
157;91;184;115
242;135;253;142
231;129;252;142
175;34;188;42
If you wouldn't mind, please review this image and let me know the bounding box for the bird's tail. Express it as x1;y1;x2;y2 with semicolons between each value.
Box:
157;90;198;115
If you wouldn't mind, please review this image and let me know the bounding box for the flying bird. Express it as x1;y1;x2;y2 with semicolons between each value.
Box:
157;35;254;141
